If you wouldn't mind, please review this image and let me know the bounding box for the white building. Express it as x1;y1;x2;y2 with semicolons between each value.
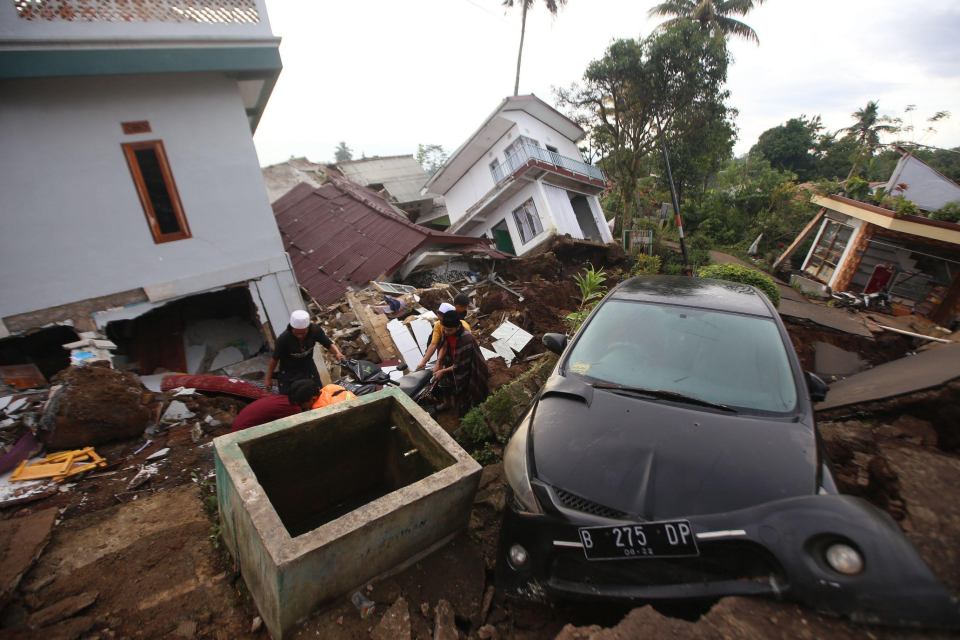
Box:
423;95;613;256
0;0;303;375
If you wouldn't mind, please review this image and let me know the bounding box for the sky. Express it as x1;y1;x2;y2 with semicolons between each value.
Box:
253;0;960;168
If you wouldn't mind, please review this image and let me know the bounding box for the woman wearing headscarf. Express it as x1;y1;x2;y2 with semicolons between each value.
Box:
434;309;489;415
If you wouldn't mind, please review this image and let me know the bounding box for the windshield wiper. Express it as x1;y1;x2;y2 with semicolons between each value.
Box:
590;382;737;413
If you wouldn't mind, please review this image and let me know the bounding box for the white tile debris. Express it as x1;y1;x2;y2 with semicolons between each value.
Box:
162;401;195;422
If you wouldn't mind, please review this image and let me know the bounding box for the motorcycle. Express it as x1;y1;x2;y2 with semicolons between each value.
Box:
830;289;891;312
335;358;437;408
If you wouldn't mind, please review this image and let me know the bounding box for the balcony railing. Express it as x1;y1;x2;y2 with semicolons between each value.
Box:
492;142;605;185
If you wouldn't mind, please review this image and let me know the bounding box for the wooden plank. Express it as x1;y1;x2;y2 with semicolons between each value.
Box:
345;291;399;362
773;208;826;272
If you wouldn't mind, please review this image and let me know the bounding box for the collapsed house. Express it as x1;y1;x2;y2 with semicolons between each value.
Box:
777;154;960;328
0;0;302;378
335;155;448;229
423;94;613;256
272;175;507;306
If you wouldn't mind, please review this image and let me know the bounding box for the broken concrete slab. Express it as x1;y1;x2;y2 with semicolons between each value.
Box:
0;508;58;607
779;298;874;338
222;354;271;381
214;388;481;639
209;346;245;371
817;343;960;411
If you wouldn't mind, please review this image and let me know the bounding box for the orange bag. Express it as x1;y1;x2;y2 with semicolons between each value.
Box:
312;384;358;409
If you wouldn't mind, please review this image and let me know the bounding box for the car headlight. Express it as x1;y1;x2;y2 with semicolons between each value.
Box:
825;543;864;576
503;413;543;515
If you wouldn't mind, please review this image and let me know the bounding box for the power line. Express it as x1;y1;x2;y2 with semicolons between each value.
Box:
896;141;960;155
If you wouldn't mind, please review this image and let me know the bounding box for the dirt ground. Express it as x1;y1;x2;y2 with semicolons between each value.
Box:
1;239;958;639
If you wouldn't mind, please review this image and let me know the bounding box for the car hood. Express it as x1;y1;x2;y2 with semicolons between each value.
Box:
531;376;818;520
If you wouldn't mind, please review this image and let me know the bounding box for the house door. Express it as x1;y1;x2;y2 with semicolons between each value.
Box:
570;195;602;242
491;219;516;255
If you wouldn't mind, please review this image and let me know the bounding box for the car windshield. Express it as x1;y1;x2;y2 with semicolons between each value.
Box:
565;300;798;414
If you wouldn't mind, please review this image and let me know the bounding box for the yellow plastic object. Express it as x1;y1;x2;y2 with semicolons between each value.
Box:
10;447;108;482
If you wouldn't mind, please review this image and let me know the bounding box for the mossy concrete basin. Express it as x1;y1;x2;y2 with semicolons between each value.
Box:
214;388;481;639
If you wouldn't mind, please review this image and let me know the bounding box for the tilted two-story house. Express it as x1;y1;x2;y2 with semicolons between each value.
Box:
0;0;304;376
423;95;613;256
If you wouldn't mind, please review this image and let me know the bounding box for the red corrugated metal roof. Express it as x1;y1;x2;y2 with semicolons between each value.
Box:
273;177;505;305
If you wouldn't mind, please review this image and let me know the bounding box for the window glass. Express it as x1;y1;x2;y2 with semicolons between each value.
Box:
123;140;190;243
511;199;542;244
134;147;181;235
566;300;798;413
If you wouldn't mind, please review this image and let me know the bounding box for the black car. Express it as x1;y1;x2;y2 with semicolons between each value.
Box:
496;275;959;627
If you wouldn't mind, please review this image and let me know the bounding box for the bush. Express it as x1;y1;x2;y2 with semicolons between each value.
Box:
630;253;662;276
888;196;920;217
930;201;960;223
458;408;492;447
697;263;780;306
843;176;870;201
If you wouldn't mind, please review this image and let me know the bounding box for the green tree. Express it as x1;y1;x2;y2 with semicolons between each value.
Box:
660;97;737;200
844;100;899;180
334;141;353;163
416;144;448;177
503;0;567;96
648;0;766;44
815;132;859;180
750;115;821;181
557;23;730;237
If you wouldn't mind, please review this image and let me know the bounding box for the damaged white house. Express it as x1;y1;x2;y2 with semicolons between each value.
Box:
423;95;613;256
0;0;302;376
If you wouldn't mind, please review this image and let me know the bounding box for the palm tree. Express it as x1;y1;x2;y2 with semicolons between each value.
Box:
503;0;567;96
844;100;899;180
648;0;766;44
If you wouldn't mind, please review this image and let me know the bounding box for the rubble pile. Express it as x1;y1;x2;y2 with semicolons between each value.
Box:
307;237;630;384
41;364;153;449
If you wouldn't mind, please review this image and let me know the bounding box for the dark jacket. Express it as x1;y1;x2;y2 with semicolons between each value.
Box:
273;324;332;380
438;329;489;415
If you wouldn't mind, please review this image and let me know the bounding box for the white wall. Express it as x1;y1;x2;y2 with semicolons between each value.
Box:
471;182;557;256
886;155;960;212
444;109;586;226
0;73;300;324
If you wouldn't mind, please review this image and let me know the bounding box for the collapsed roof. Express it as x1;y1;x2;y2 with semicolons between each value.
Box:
272;176;505;305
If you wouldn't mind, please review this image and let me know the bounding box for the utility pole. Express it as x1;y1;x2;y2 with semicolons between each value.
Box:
657;122;690;274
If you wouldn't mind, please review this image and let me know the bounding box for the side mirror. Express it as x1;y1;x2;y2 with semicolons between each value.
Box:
805;371;829;403
396;363;409;372
542;333;568;355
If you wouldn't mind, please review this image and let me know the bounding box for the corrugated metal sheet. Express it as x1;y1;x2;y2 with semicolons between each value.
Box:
273;177;504;305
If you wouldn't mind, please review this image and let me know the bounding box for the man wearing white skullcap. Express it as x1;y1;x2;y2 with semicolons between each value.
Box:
264;310;344;393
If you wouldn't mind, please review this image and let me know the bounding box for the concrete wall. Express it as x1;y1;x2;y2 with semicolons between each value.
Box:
0;73;301;330
471;182;557;256
214;389;481;639
0;0;274;43
443;111;585;226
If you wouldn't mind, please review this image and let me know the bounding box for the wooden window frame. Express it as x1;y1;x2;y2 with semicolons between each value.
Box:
805;220;852;282
122;140;191;244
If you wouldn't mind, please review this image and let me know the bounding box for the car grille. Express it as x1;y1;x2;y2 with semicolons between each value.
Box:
553;487;628;519
550;540;783;588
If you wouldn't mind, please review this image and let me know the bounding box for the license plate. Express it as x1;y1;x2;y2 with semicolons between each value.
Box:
578;520;699;560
